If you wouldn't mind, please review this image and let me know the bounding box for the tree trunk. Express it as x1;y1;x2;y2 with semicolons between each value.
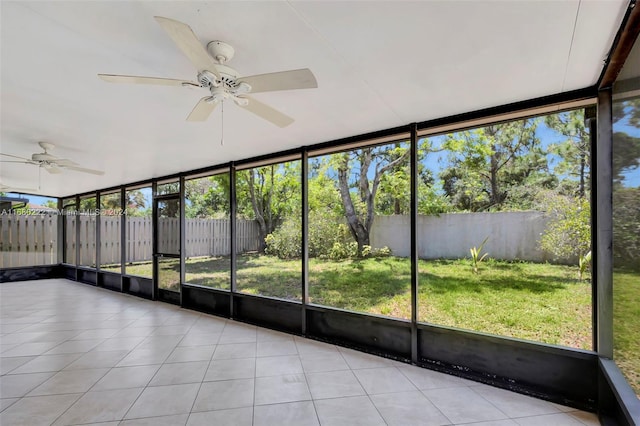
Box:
490;151;500;207
579;153;586;198
335;148;409;256
247;169;269;253
337;163;370;254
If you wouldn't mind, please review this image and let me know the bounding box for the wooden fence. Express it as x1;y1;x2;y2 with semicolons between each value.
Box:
3;211;564;268
2;215;260;268
1;214;58;268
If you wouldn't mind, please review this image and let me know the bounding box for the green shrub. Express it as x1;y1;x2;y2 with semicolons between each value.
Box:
613;187;640;270
265;210;393;260
539;193;591;263
371;246;392;258
329;242;359;260
327;243;392;260
264;226;300;259
265;209;351;259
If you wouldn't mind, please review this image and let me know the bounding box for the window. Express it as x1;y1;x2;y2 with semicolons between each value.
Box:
78;195;97;267
0;193;58;267
235;159;302;300
63;198;76;265
417;110;593;349
125;185;152;278
100;191;122;271
612;54;640;396
184;172;231;290
156;180;180;196
308;141;411;318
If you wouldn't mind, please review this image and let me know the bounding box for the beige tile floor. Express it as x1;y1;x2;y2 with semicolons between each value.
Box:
0;279;600;426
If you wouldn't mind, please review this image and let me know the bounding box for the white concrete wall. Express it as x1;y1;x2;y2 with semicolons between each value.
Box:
370;211;557;262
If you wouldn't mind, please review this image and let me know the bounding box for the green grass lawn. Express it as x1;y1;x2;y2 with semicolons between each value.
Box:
115;255;593;348
613;269;640;396
419;260;593;349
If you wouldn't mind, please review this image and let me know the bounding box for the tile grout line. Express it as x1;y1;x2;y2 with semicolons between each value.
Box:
348;362;392;426
251;339;258;426
466;385;524;422
294;341;321;426
185;316;235;424
395;366;454;425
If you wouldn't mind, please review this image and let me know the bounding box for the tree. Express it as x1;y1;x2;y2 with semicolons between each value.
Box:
613;187;640;270
377;167;410;215
613;98;640;127
545;110;590;198
237;162;300;252
613;132;640;185
416;138;454;215
333;143;410;255
79;197;96;210
124;190;149;216
539;191;591;263
185;175;230;219
440;119;550;211
42;200;57;209
612;98;640;270
376;138;453;216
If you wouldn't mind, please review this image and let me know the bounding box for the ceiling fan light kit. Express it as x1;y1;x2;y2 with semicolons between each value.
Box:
98;16;318;127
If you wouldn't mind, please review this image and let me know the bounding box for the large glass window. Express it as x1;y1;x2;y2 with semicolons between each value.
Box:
125;185;152;278
184;172;231;290
0;193;58;267
156;180;180;196
78;195;97;267
613;48;640;397
63;198;76;265
99;191;122;271
416;111;593;349
236;159;302;300
308;141;411;318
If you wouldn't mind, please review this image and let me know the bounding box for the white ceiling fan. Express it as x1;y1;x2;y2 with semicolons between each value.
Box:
99;16;317;127
0;142;104;176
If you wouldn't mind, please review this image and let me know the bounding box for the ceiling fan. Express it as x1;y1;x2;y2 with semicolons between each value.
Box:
98;16;317;127
0;142;104;176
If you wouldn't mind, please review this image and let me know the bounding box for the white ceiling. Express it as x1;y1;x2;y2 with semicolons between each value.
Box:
0;0;629;197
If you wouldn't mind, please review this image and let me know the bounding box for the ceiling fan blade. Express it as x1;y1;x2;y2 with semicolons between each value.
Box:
187;97;218;122
98;74;200;87
239;69;318;94
1;152;31;161
43;164;63;174
154;17;220;78
0;160;33;164
50;158;77;167
238;96;294;128
63;165;105;176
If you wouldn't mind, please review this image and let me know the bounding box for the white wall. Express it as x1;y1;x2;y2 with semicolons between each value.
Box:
370;211;560;263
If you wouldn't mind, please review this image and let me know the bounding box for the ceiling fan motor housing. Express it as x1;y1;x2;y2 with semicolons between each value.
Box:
32;153;54;161
207;40;235;64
